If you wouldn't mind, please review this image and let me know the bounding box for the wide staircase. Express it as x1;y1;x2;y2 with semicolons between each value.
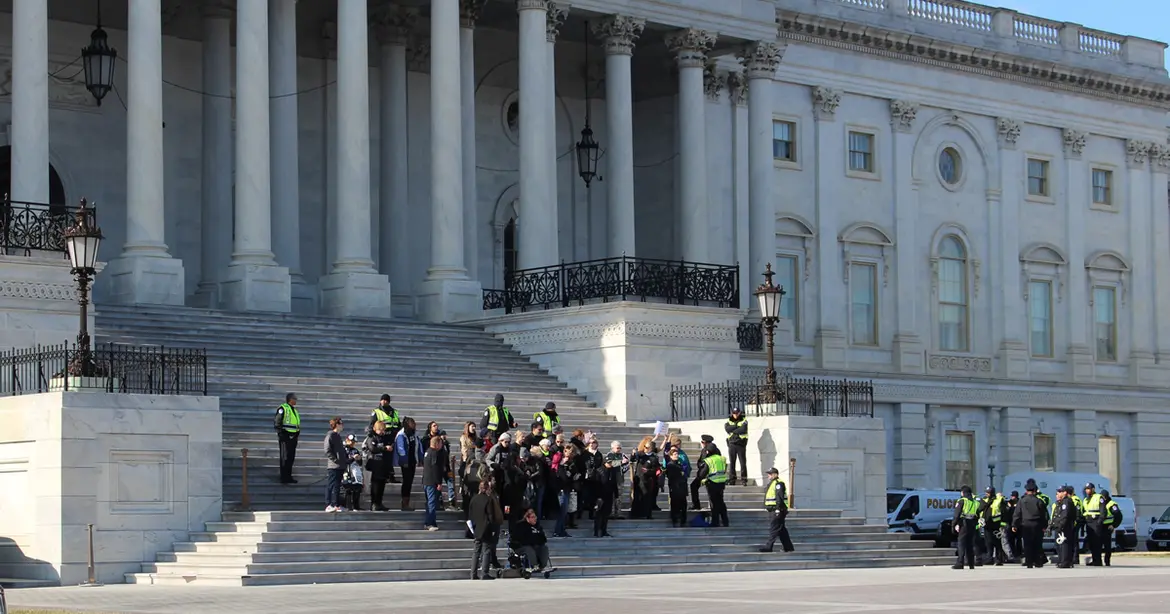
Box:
95;305;949;585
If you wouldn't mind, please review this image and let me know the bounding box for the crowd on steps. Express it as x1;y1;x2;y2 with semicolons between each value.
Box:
273;392;797;579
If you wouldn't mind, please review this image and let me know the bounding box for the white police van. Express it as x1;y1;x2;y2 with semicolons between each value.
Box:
1147;506;1170;551
886;489;963;546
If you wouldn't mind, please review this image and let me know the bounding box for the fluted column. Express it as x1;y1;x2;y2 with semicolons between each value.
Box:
318;0;392;317
416;0;482;322
219;0;290;312
194;2;234;308
742;42;783;301
592;16;644;257
1125;140;1154;383
105;0;186;306
667;28;716;263
461;1;486;282
269;0;309;311
546;5;568;260
515;0;553;268
374;6;415;316
10;0;48;204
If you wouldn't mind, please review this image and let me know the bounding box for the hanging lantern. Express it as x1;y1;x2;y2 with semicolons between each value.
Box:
576;126;600;187
81;2;117;106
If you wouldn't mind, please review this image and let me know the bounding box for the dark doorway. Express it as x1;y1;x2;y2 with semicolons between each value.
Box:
0;146;67;205
0;146;68;254
503;218;518;290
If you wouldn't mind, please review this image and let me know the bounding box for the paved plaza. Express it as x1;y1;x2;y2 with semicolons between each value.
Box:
6;557;1170;614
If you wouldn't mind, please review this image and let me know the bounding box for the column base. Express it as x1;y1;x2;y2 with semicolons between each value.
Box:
319;271;393;318
290;274;317;315
219;264;292;313
997;339;1030;379
416;277;483;323
102;255;186;306
190;281;219;308
1129;350;1163;386
892;332;924;374
814;327;848;370
1066;344;1094;383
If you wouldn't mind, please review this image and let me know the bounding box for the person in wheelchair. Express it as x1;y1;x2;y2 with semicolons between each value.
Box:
510;507;555;579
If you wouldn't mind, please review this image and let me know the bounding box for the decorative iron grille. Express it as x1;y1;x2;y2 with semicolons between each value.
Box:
669;376;875;421
0;197;93;256
737;321;763;351
0;342;208;396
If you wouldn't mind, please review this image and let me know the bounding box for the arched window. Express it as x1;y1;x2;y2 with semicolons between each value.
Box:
937;236;968;352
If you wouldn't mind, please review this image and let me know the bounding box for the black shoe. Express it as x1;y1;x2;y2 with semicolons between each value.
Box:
994;562;1003;566
1026;565;1034;569
480;575;496;580
543;570;552;579
951;565;963;569
760;547;773;553
602;532;613;538
783;548;794;553
521;569;532;579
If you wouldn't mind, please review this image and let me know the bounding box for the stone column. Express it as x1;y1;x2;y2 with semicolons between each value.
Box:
374;6;415;317
728;72;750;306
1064;130;1093;380
193;2;233;308
1132;411;1170;521
318;0;392;317
516;0;554;268
460;1;486;282
269;0;310;313
546;5;568;261
10;0;48;204
893;403;927;489
999;406;1033;479
1068;409;1098;473
218;0;290;312
1150;146;1170;376
666;28;716;263
996;119;1027;377
809;85;846;368
416;0;482;322
890;100;923;373
742;42;783;312
1125;140;1156;383
105;0;186;306
592;16;644;258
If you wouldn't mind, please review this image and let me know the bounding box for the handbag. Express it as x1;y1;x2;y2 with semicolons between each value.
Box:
567;491;578;514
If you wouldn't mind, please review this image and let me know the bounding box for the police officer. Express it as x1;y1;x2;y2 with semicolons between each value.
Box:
1005;490;1021;557
724;407;748;486
1011;479;1048;568
978;487;1010;565
479;394;517;446
1081;482;1107;566
367;394;402;483
758;468;794;553
1100;489;1123;567
532;402;561;439
696;440;729;527
1049;486;1077;568
951;485;979;570
274;392;301;484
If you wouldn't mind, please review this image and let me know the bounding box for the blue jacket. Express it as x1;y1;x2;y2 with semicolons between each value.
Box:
394;430;425;467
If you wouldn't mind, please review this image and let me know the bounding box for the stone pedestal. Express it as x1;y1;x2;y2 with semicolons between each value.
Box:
1066;343;1094;382
0;256;94;352
815;327;847;370
892;333;924;374
0;392;222;585
1129;350;1164;386
477;302;742;424
415;277;482;323
998;339;1029;379
290;280;317;315
320;272;393;319
219;264;292;313
102;256;186;307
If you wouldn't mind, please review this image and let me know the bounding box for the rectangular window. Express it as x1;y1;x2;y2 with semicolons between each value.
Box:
850;263;877;345
938;259;968;352
1092;169;1113;206
1029;280;1053;357
1033;433;1056;472
945;432;974;491
848;131;874;173
1093;286;1117;362
1027;158;1049;196
1099;436;1120;493
776;255;799;338
772;121;795;162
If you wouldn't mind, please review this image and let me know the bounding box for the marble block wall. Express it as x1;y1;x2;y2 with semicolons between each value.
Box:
0;256;97;353
0;392;222;584
478;303;743;423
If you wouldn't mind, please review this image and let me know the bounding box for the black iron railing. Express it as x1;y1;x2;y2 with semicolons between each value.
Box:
669;376;875;421
0;197;94;257
0;343;208;396
482;256;739;313
737;321;763;351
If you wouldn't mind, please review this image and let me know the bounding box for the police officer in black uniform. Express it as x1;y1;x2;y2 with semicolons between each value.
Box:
952;485;979;570
1100;489;1123;567
1011;479;1048;568
758;467;794;553
1049;486;1077;568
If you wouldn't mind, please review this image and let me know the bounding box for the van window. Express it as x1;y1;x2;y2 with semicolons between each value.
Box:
1159;507;1170;523
887;493;905;514
896;495;919;521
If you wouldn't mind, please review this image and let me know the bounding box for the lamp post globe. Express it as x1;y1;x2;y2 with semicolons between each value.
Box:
63;200;103;377
754;263;786;400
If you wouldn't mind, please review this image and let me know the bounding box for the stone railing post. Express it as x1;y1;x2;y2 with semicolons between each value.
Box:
886;0;909;17
1059;22;1081;51
991;9;1014;38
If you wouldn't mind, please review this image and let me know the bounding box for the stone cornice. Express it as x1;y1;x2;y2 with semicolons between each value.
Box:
665;28;717;69
777;12;1170;110
592;16;646;57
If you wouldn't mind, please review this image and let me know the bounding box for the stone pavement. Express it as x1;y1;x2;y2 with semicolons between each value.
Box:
7;557;1170;614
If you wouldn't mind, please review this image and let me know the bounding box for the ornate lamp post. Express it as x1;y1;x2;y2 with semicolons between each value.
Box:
81;0;117;106
575;22;601;187
754;263;786;401
64;200;103;377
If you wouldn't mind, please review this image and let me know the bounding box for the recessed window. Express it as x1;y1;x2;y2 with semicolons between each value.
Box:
1029;280;1053;358
772;120;795;162
945;431;974;490
938;147;961;185
848;131;875;173
1098;436;1120;493
1092;168;1113;206
850;263;877;346
1033;433;1056;472
776;255;799;338
937;236;969;352
1027;158;1049;197
1093;286;1117;362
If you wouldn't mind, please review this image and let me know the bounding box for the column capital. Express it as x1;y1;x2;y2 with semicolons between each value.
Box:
665;28;717;68
200;0;234;19
1126;139;1152;169
727;70;747;107
592;15;646;56
1151;143;1170;171
517;0;549;11
739;40;784;79
811;85;841;121
546;3;569;42
408;37;431;73
996;117;1021;150
460;0;488;29
703;63;724;102
1061;128;1087;159
372;5;418;47
889;99;919;133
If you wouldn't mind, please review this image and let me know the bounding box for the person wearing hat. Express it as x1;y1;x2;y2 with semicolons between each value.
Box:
1100;489;1122;566
696;437;730;527
480;394;517;446
690;435;714;511
1064;485;1083;566
951;485;980;569
1012;479;1048;568
978;486;1011;565
724;407;749;486
1048;486;1077;568
1005;490;1021;556
1081;482;1107;566
758;468;794;553
533;402;562;439
368;394;402;483
273;392;301;484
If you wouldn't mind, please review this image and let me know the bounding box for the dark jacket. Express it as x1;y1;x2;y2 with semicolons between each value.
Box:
1050;496;1077;532
521;431;543;449
394;428;424;467
664;458;688;492
512;521;548;547
695;445;721;484
725;416;748;446
362;432;393;479
1013;493;1049;528
469;492;504;540
422;448;444;487
583;449;607;485
522;456;547;489
324;431;348;470
556;457;581;492
604;451;626;485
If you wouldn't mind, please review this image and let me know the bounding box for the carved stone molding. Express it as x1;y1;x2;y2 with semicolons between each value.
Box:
1126;139;1152;169
889;100;919;133
727;71;748;107
501;321;737;348
592;15;646;57
546;3;569;43
1150;143;1170;170
200;0;234;19
516;0;549;10
703;63;724;102
0;280;76;302
460;0;489;29
0;56;97;110
408;39;431;73
1061;128;1087;159
372;5;418;47
927;354;993;373
740;41;784;79
812;86;841;121
665;28;717;68
996;118;1021;149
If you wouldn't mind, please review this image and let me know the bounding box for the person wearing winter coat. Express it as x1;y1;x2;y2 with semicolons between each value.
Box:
522;446;549;521
584;438;612;537
513;508;556;578
323;417;349;512
394;417;425;511
469;480;505;580
362;421;394;511
665;447;690;527
554;445;582;537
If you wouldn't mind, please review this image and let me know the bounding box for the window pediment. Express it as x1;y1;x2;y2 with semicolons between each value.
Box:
776;214;815;239
1085;250;1130;273
1020;243;1068;267
838;222;893;247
